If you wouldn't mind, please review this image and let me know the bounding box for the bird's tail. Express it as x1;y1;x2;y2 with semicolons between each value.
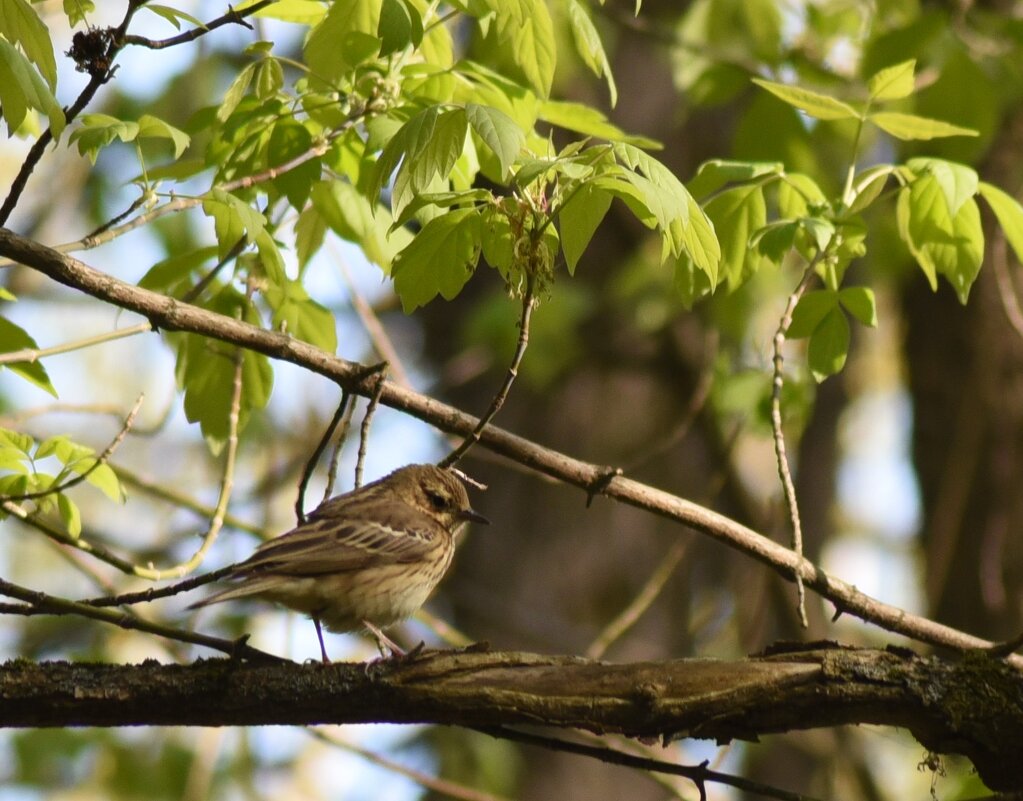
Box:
187;576;281;610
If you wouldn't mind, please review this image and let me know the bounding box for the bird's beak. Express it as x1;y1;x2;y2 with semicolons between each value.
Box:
460;507;490;525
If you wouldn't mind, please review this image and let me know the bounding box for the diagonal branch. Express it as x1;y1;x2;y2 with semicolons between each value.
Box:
0;226;1018;665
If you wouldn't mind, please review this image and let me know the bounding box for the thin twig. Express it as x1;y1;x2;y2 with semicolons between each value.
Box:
585;540;689;659
355;369;387;488
180;235;249;304
771;261;820;629
0;578;283;662
476;726;826;801
121;0;275;49
80;565;235;608
0;322;152;365
296;390;352;523
440;279;536;468
4;394;144;502
325;399;358;501
311;729;513;801
131;344;244;580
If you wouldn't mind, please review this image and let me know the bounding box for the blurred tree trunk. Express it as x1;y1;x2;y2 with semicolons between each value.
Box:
904;107;1023;641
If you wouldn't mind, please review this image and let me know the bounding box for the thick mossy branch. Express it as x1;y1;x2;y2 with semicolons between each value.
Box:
0;646;1019;790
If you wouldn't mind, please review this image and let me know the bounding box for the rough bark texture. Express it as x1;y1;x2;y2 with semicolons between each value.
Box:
1;646;1020;791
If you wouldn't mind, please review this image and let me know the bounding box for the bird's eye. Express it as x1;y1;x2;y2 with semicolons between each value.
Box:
425;489;448;510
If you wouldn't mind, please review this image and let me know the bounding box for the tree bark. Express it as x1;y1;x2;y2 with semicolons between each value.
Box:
1;645;1020;791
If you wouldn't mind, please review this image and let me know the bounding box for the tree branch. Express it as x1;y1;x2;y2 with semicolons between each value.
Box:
0;646;1019;790
0;226;1019;666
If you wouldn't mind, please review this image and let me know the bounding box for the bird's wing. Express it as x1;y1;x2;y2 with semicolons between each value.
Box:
233;510;437;578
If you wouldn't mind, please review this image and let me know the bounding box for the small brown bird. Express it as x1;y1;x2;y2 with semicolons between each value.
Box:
191;464;487;661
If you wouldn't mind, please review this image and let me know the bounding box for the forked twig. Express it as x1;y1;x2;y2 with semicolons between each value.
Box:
296;391;353;523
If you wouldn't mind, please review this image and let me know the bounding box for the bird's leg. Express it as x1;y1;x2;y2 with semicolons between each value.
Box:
363;620;405;658
313;616;330;664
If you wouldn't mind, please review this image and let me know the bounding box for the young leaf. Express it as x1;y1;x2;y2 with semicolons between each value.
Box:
808;307;850;381
0;39;65;137
57;493;82;539
681;192;720;283
687;159;783;199
751;78;859;121
304;0;381;81
787;290;837;339
479;0;556;98
838;286;877;327
137;114;191;158
978;181;1023;267
905;157;977;217
867;59;916;102
704;184;766;290
0;316;57;397
539;100;660;148
565;0;617;106
264;280;338;352
869;111;978;141
392;208;482;311
466;103;524;179
559;183;612;274
0;0;57;89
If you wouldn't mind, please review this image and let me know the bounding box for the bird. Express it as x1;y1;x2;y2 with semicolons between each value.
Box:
190;463;487;662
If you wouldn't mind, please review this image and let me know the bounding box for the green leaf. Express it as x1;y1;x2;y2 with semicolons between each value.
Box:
808;307;850;381
465;103;524;179
777;173;828;219
897;177;984;302
869;111;978;141
687;159;782;199
392;208;482;311
63;0;94;26
704;184;766;290
800;217;834;252
0;316;57;397
565;0;616;106
751;78;859;121
478;0;556;98
905;157;977;216
681;192;720;283
217;62;256;123
267;120;319;209
0;0;57;88
311;180;410;271
978;182;1023;267
838;286;877;328
264;281;338;352
202;189;267;258
847;165;895;213
480;205;515;276
304;0;381;81
867;59;915;101
137;114;190;158
378;0;421;56
539;100;660;148
175;290;273;454
254;57;284;100
0;38;64;137
81;461;124;502
69;113;140;162
750;220;797;263
787;290;837;339
56;493;81;539
143;4;207;30
559;183;612;275
295;205;328;269
613;142;693;260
